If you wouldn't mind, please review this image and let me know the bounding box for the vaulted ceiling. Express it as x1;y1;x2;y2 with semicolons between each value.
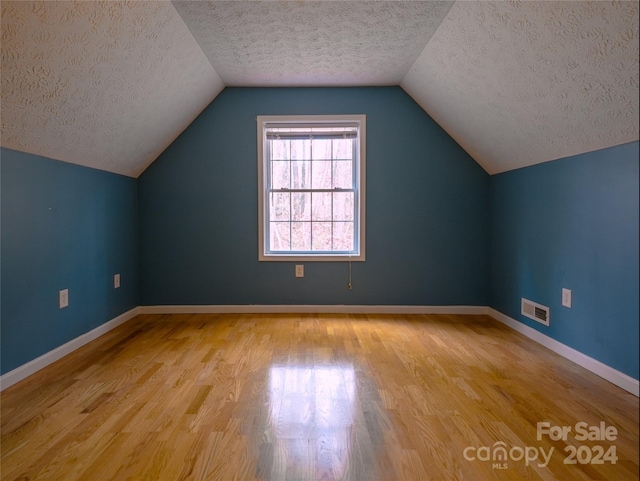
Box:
1;1;638;178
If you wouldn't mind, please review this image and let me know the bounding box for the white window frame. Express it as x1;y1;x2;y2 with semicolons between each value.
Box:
257;114;366;262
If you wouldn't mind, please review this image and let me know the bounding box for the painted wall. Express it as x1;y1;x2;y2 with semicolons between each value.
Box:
138;87;490;306
2;88;636;384
490;142;639;379
1;148;139;375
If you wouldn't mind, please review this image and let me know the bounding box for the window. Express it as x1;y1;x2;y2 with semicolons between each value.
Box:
258;115;365;261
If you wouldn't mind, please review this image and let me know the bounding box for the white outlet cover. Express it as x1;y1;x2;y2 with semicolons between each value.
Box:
295;265;304;277
562;288;572;308
59;289;69;309
114;274;121;288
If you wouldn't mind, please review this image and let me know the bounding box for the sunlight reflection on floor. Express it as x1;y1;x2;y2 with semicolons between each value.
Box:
268;365;356;479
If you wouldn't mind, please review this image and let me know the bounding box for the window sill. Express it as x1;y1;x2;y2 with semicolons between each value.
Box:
259;253;365;262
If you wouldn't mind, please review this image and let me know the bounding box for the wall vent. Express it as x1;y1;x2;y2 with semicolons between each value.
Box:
521;298;550;326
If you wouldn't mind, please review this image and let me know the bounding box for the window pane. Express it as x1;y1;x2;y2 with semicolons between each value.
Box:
270;192;290;221
333;139;352;160
271;161;290;189
312;161;332;189
271;139;290;160
291;161;310;189
291;193;310;221
291;222;311;251
270;222;290;251
333;161;352;189
332;192;354;221
313;139;332;160
259;115;364;260
312;222;332;251
291;139;310;160
333;222;354;251
312;192;332;221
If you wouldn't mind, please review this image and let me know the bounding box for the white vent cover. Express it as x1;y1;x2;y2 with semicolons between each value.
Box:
521;298;550;326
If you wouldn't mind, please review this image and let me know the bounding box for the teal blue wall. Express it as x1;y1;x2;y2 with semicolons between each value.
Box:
490;142;639;379
138;87;491;306
3;87;637;383
1;148;139;375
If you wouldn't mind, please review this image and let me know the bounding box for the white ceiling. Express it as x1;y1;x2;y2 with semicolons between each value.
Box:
172;1;453;86
402;0;640;173
1;1;638;178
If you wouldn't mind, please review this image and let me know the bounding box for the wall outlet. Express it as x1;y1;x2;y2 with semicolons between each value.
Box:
562;288;572;308
295;265;304;278
59;289;69;309
114;273;121;289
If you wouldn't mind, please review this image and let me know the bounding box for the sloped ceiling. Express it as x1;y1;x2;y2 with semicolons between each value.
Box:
402;0;639;173
0;1;224;177
1;1;638;178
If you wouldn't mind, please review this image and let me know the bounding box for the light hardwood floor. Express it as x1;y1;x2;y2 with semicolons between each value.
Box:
1;313;638;481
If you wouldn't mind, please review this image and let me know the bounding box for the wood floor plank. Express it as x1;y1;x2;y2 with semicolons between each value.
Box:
1;313;637;481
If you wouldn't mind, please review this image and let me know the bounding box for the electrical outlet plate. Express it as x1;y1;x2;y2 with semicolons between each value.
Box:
295;265;304;278
562;288;572;308
59;289;69;309
114;274;121;289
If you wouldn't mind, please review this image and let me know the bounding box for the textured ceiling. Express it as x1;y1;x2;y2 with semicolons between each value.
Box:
172;1;453;86
1;1;638;177
1;0;223;177
401;0;640;174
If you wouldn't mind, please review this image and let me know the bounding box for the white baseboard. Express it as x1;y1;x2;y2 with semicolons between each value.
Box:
137;304;488;315
487;308;639;397
0;305;482;391
0;307;141;391
3;304;637;398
